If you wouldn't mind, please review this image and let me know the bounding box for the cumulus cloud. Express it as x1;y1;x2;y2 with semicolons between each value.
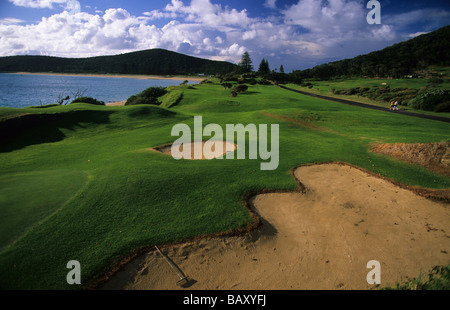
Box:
2;0;448;70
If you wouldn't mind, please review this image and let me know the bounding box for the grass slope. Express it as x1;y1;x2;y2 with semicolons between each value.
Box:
0;83;449;289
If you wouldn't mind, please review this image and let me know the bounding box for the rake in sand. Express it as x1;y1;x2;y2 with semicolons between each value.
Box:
154;245;190;287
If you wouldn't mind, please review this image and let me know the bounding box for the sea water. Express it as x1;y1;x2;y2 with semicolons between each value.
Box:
0;73;197;108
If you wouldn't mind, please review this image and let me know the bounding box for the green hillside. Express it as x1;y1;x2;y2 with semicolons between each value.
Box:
291;25;450;80
0;48;237;76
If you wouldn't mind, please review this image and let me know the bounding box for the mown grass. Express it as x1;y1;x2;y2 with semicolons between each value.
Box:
0;82;449;289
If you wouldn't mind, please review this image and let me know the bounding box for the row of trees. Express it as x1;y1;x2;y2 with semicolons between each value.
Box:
237;52;285;76
233;51;291;84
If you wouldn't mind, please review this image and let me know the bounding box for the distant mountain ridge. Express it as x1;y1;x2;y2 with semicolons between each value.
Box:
0;48;237;76
293;25;450;80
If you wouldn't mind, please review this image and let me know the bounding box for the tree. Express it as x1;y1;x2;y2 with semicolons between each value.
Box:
238;51;253;73
279;64;285;74
258;58;270;75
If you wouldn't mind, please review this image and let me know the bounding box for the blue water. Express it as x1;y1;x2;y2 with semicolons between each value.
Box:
0;73;197;108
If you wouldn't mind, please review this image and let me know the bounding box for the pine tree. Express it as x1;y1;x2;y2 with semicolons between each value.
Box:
258;58;270;75
238;51;253;73
279;64;285;74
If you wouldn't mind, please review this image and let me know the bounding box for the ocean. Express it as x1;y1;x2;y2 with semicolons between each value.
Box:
0;73;197;108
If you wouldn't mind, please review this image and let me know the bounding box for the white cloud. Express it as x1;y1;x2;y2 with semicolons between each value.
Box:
2;0;448;71
9;0;81;13
0;18;25;25
407;31;429;38
8;0;66;9
264;0;277;9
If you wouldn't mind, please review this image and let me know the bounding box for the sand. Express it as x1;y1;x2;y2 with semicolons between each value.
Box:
9;72;205;81
100;163;449;290
372;142;450;177
105;100;126;106
153;141;237;160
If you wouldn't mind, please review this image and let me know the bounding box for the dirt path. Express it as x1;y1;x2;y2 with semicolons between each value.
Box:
100;163;449;290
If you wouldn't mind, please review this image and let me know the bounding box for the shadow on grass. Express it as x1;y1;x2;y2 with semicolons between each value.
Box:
0;110;113;152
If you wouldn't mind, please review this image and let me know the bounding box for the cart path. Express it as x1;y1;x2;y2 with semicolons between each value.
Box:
278;85;450;123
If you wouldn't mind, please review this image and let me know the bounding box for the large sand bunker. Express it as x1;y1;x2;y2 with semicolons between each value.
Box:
101;163;449;290
153;141;237;160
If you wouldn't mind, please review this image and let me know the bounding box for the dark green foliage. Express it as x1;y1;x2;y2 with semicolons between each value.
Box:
125;86;167;106
238;51;253;73
288;25;450;80
408;89;450;111
427;77;444;86
258;58;270;75
221;83;233;89
0;48;236;76
258;79;271;85
434;101;450;113
233;84;248;93
71;96;105;105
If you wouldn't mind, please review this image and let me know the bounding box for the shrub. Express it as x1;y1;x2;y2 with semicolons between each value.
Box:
434;101;450;113
427;77;444;86
258;79;271;85
71;96;105;105
221;83;233;89
233;84;248;93
125;86;167;106
408;89;450;111
230;91;237;97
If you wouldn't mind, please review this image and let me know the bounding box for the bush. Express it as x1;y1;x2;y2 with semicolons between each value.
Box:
233;84;248;93
408;89;450;111
125;86;167;106
258;79;271;85
71;96;105;105
427;77;444;86
434;101;450;113
221;83;233;89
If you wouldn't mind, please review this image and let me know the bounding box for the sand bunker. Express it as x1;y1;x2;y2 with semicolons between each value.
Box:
153;141;237;160
372;142;450;177
100;163;449;290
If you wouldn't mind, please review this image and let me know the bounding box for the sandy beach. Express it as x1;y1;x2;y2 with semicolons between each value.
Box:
100;163;450;290
8;72;206;81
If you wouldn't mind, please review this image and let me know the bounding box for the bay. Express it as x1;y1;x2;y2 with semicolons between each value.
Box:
0;73;197;108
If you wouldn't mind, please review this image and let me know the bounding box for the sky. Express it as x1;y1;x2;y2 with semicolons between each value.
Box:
0;0;449;72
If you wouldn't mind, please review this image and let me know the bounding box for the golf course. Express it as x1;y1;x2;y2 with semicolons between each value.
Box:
0;76;449;290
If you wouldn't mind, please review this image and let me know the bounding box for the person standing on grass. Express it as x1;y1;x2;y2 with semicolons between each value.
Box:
394;100;399;111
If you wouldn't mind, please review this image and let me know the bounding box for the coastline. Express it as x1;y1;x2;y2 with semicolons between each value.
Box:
7;72;206;81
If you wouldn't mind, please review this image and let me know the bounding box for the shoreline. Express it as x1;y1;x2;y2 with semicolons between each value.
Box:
6;72;206;81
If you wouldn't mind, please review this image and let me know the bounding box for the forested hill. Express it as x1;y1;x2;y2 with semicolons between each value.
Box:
0;48;237;76
293;25;450;80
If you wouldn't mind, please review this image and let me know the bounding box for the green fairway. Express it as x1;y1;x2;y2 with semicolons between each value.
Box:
0;81;449;289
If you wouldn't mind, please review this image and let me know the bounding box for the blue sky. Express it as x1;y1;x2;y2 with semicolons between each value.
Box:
0;0;449;71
